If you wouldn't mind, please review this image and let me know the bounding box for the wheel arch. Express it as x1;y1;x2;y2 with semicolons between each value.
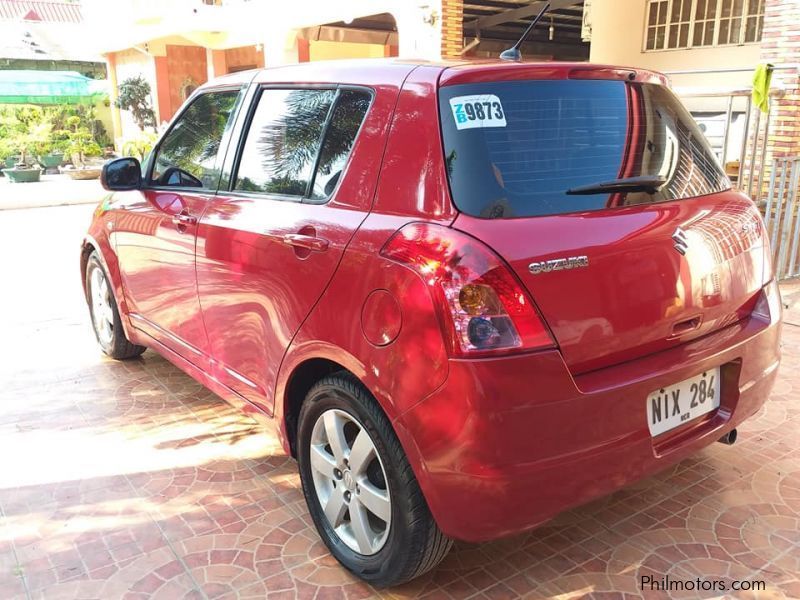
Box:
81;233;137;342
281;356;347;457
80;237;98;301
276;343;424;469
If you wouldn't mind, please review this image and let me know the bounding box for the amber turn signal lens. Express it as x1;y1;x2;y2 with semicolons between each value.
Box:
458;284;503;316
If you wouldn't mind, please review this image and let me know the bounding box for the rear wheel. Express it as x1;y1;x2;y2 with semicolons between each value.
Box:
86;252;145;360
297;374;451;586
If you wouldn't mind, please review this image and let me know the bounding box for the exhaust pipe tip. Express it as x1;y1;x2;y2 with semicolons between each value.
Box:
718;428;737;445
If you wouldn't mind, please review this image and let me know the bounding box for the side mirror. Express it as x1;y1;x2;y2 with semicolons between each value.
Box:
101;157;141;191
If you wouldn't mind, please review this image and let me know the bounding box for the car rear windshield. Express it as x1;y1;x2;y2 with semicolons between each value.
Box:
438;79;730;218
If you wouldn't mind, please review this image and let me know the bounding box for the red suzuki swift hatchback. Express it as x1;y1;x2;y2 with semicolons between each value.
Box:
83;59;781;586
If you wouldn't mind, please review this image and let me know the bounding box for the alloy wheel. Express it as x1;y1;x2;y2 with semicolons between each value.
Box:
309;408;391;555
90;267;114;346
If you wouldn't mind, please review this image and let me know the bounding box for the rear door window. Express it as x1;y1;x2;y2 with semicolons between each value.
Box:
234;88;371;200
234;89;335;196
439;80;729;218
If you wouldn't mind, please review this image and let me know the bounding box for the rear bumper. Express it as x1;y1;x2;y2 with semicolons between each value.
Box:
398;304;781;542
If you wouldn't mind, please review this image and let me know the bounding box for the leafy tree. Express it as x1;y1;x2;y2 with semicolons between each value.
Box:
116;76;157;131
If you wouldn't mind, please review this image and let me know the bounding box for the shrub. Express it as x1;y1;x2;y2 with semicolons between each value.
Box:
115;76;157;131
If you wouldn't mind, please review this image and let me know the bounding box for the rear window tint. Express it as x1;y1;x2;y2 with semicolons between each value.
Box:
439;80;729;218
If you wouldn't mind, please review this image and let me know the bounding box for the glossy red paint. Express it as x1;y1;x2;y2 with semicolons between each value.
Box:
361;290;402;346
398;293;780;541
455;191;769;373
114;189;213;369
84;58;781;544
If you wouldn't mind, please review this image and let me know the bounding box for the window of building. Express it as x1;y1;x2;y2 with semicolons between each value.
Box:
645;0;765;51
743;0;765;42
692;0;718;46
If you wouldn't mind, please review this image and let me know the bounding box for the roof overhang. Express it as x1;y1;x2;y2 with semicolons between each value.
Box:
466;0;584;31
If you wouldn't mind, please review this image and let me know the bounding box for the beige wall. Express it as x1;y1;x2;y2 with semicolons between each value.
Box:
589;0;761;92
308;41;386;61
93;100;114;149
113;48;158;140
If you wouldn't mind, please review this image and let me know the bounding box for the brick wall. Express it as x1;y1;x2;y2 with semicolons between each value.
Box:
759;0;800;159
440;0;463;60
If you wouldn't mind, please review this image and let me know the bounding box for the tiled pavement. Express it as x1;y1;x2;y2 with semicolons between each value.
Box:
1;205;799;599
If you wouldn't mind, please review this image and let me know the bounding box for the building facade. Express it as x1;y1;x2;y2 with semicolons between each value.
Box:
75;0;800;181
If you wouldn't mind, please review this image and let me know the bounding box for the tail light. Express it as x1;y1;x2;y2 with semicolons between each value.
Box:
753;279;781;322
380;222;554;357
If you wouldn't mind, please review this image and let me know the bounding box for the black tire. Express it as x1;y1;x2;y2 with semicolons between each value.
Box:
85;252;145;360
297;373;452;587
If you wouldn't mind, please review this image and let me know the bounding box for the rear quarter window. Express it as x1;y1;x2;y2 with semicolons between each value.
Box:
439;80;729;218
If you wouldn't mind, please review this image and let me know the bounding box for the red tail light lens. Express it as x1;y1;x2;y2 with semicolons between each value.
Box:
753;279;781;322
380;223;554;356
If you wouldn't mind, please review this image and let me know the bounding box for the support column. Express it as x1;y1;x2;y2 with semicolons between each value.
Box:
153;55;171;126
262;29;300;66
297;38;310;63
440;0;463;60
760;0;800;160
395;1;444;60
105;52;123;151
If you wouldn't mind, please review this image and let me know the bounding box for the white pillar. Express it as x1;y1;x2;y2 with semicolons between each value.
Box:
394;1;443;61
262;28;301;66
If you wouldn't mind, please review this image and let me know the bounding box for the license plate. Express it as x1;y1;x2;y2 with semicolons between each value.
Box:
646;368;720;436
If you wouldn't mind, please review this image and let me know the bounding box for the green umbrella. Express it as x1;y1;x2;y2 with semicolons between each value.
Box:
0;70;107;105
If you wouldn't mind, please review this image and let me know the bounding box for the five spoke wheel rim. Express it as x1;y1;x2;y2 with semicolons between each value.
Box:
90;267;114;346
310;408;391;555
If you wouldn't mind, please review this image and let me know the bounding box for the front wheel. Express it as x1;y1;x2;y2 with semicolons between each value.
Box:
86;252;145;360
297;374;451;587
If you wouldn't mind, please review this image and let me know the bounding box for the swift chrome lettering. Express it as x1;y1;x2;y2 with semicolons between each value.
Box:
528;256;589;275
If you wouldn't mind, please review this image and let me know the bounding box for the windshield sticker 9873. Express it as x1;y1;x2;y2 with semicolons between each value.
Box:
449;95;507;130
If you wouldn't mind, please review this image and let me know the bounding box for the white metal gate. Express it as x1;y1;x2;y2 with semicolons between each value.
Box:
764;157;800;280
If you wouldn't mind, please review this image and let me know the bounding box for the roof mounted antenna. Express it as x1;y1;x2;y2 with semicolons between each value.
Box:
499;2;551;62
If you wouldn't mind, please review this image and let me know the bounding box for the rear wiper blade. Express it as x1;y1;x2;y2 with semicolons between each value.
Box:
566;175;667;195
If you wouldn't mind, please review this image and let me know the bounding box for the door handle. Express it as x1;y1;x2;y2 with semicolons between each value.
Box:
171;212;197;227
282;233;329;252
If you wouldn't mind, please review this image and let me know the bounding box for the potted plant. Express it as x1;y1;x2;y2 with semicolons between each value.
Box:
62;116;103;180
0;121;52;183
36;140;63;171
0;137;15;174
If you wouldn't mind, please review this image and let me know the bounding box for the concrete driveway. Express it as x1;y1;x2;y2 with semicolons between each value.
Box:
1;204;799;599
0;175;106;211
